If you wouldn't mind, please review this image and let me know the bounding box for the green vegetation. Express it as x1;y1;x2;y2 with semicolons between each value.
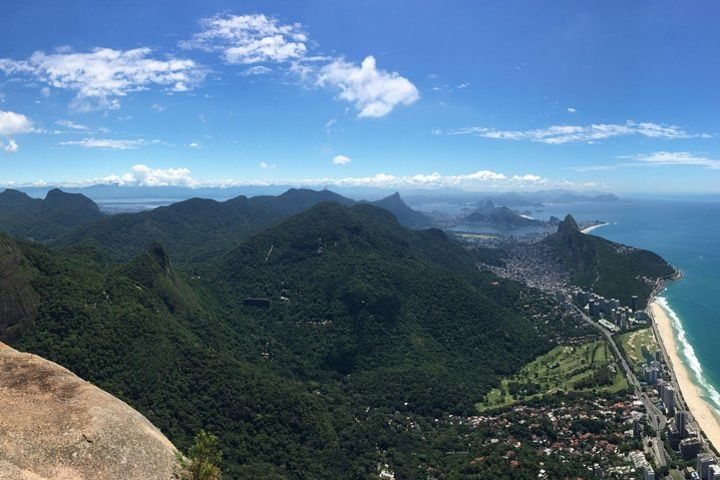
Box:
180;431;223;480
0;200;577;478
1;190;667;478
547;214;675;307
0;188;104;241
54;189;431;264
617;327;659;374
477;340;628;411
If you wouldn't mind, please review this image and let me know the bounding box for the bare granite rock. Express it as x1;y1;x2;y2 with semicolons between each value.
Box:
0;342;179;480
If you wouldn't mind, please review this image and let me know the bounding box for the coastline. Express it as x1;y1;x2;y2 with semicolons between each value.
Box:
650;297;720;452
580;222;609;234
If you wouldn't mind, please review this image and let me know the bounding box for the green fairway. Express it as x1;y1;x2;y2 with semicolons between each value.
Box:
476;340;628;411
617;328;659;374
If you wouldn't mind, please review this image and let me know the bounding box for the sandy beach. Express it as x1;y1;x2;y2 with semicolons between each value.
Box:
650;299;720;451
580;222;609;234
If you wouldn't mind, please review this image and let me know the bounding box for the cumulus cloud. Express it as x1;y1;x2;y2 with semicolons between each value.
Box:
567;107;576;113
103;164;198;187
2;139;19;153
0;48;205;111
181;14;307;65
331;154;351;165
188;142;200;148
316;56;419;118
438;121;710;144
0;110;33;152
59;138;163;150
0;110;34;136
183;13;418;118
11;166;569;191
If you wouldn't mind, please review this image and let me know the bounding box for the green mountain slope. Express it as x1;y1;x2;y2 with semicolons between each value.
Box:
547;214;675;306
54;188;432;263
462;200;542;228
1;202;570;478
206;203;551;414
365;192;434;228
0;188;104;241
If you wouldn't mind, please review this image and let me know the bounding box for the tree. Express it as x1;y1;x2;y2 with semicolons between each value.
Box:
180;430;222;480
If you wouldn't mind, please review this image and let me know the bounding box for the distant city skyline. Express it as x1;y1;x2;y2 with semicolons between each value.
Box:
2;0;720;193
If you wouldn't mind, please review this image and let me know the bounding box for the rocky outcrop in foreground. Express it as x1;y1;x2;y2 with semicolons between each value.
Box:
0;343;179;480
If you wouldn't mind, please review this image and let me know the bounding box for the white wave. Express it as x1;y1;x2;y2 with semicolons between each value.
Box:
657;296;720;411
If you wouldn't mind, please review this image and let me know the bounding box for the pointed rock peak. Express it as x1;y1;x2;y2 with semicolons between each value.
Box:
558;214;580;233
381;192;405;205
478;199;495;210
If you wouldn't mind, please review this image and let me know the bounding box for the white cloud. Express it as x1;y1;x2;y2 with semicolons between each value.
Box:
9;166;573;191
104;164;198;187
182;13;418;118
241;65;273;76
2;139;19;153
573;151;720;172
0;110;33;152
567;107;576;113
316;56;419;118
55;119;89;130
151;103;166;112
331;154;351;165
0;48;205;111
325;118;336;134
512;174;543;182
59;138;162;150
181;14;307;65
629;151;720;169
439;120;710;144
40;86;51;97
0;110;34;136
188;142;200;148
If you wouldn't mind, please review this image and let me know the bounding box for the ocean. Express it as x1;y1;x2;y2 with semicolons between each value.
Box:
537;197;720;416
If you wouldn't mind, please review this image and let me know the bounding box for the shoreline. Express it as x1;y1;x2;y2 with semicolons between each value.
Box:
650;296;720;452
580;222;609;234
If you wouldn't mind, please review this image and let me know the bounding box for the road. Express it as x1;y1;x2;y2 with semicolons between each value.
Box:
566;298;668;467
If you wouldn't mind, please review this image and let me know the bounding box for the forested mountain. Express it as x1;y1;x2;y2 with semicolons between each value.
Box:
52;188;431;263
461;199;543;228
364;192;434;228
0;188;104;241
547;214;676;306
0;201;566;478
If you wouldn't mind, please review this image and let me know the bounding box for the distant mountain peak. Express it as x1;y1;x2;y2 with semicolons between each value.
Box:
558;214;580;234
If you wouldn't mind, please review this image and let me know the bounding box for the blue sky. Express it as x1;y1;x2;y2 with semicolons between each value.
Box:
2;0;720;193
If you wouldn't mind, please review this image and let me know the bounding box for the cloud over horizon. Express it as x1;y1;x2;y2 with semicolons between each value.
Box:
4;164;589;191
437;121;711;144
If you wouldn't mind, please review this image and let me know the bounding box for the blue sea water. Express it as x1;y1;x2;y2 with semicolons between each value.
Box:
538;197;720;415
